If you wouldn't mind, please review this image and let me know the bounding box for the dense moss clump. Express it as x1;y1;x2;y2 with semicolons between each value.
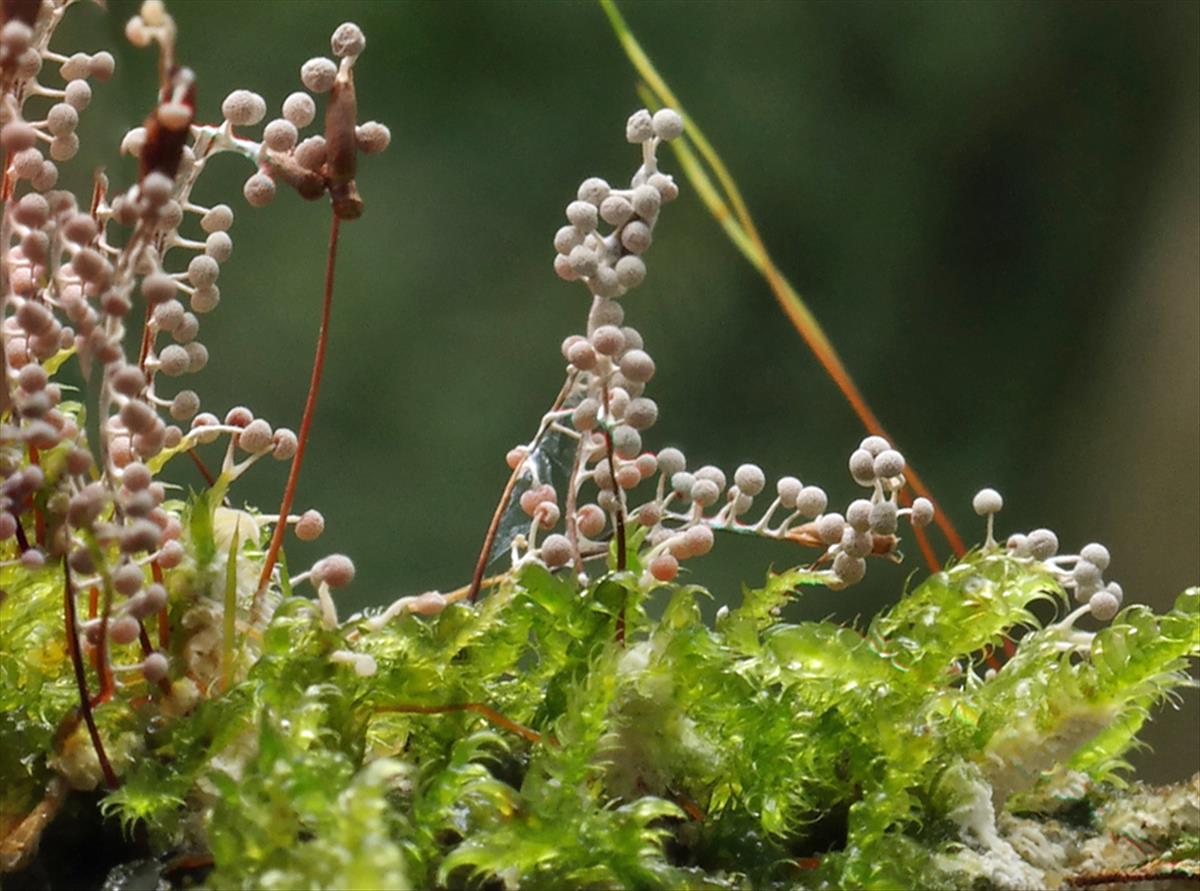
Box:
3;504;1196;888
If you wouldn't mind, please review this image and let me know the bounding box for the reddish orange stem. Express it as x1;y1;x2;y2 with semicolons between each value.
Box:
466;373;578;603
27;445;45;546
62;562;118;789
186;448;216;487
254;216;342;619
89;585;114;705
151;560;170;650
137;305;154;370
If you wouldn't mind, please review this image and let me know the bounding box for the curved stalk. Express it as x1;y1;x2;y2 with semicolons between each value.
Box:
467;373;578;603
253;215;341;621
62;560;118;790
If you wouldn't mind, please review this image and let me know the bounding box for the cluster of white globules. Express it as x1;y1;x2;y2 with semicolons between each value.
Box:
0;2;184;689
1;0;384;696
488;112;937;592
552;108;682;300
966;488;1125;624
965;488;1126;635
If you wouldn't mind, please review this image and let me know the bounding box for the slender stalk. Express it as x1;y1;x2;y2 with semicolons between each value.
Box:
600;0;965;565
467;373;578;603
150;559;169;650
27;445;44;546
253;215;342;621
83;536;118;706
186;448;217;487
467;468;525;605
604;422;627;644
9;509;29;553
62;561;118;790
220;520;241;692
564;437;586;578
602;448;627;562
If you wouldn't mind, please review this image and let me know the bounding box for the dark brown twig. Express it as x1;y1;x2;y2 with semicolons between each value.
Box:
62;561;118;789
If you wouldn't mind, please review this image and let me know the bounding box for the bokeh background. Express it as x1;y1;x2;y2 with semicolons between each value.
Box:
61;2;1197;780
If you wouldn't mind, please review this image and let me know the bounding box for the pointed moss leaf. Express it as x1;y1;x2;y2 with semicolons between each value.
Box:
718;565;828;656
514;562;577;618
184;487;217;569
869;550;1061;681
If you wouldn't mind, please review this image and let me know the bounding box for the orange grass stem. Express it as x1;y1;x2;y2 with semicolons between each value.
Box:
254;215;342;621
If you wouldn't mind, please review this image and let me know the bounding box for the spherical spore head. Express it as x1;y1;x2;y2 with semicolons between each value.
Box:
972;487;1003;516
1026;528;1059;561
312;554;355;589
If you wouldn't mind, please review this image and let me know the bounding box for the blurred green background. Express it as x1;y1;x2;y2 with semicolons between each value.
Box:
62;1;1197;779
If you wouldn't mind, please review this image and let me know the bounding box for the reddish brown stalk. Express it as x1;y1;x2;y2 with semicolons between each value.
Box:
602;432;627;572
468;464;525;605
467;373;578;603
137;305;154;369
377;702;548;746
253;216;342;621
603;15;966;563
163;854;216;879
601;423;627;644
9;509;29;553
759;249;965;561
185;447;216;487
62;562;118;789
27;444;45;545
91;583;114;706
151;560;170;649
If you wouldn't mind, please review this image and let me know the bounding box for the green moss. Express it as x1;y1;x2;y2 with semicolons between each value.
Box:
7;545;1193;888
